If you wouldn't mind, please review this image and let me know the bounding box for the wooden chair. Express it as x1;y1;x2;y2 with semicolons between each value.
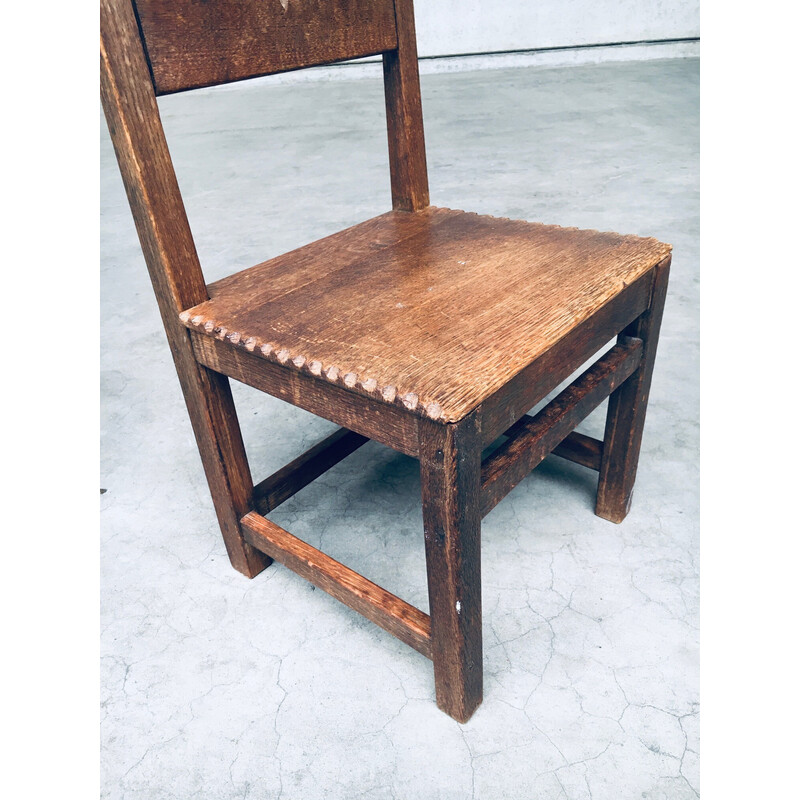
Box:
101;0;671;722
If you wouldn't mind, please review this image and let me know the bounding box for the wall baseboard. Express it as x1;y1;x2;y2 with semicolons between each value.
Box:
419;38;699;74
198;39;699;93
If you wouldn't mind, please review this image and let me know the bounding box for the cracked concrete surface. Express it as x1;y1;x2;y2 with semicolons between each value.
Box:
101;58;699;799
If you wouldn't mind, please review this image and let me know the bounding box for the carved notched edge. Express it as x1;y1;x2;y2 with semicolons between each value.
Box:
178;310;449;422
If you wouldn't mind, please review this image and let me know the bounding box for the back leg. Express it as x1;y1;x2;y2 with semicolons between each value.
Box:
182;361;271;578
595;256;671;523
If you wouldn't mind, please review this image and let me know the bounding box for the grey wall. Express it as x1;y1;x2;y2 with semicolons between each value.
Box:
413;1;699;58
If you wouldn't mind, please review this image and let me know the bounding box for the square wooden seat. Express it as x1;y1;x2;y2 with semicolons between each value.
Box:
180;207;670;425
102;0;672;723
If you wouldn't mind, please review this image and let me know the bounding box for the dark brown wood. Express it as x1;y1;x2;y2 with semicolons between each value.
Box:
134;0;398;94
383;0;429;210
191;332;421;456
501;416;603;471
180;209;670;426
253;427;368;514
596;257;671;522
101;0;269;578
101;0;207;313
481;337;643;517
551;431;604;471
479;269;655;446
419;412;483;722
241;511;432;658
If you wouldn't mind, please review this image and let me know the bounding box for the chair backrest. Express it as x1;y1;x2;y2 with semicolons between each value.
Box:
135;0;400;95
100;0;429;320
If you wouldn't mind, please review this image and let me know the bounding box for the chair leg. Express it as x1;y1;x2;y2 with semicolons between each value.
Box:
419;412;483;723
179;359;271;578
596;256;671;523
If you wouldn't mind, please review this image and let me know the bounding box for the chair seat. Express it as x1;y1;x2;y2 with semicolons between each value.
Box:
180;207;671;423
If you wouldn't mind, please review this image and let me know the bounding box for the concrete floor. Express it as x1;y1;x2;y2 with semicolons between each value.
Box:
101;58;699;799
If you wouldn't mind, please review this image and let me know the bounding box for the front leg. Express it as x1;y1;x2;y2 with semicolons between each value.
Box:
419;411;483;722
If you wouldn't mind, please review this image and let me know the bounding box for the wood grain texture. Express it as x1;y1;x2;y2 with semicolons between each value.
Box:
103;0;674;725
419;412;483;722
241;511;432;658
101;0;269;578
499;427;603;471
383;0;429;210
191;331;421;456
180;208;671;425
101;0;207;314
551;431;603;471
133;0;398;94
479;269;654;446
481;337;643;517
252;427;368;514
596;256;671;522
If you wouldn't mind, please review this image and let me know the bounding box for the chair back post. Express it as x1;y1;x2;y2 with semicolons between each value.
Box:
100;0;209;318
383;0;430;211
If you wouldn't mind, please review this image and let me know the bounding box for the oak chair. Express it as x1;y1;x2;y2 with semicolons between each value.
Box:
101;0;671;722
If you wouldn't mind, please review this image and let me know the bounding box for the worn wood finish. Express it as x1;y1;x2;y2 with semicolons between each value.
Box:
134;0;398;94
241;511;432;658
191;332;421;456
419;412;483;722
383;0;429;210
551;431;604;471
481;337;643;517
101;0;206;312
480;269;654;447
101;0;269;578
103;0;673;723
180;209;671;425
253;427;368;514
596;257;671;522
501;420;603;471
